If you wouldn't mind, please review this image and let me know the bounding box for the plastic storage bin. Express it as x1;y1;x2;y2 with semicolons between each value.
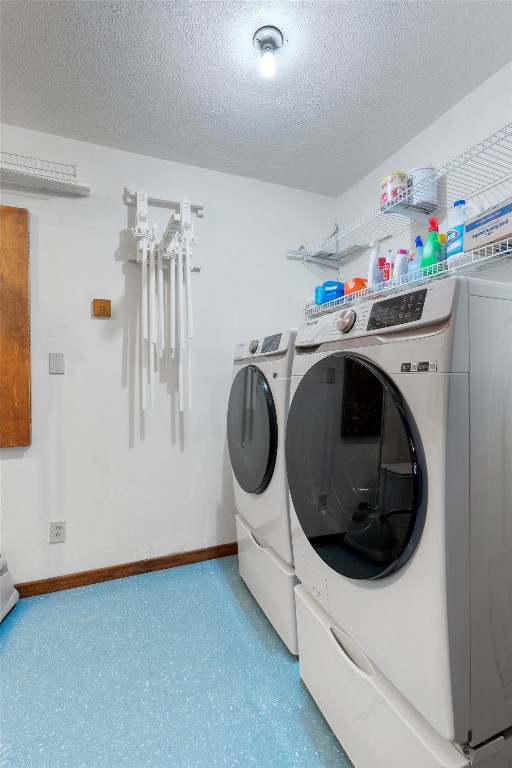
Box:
314;281;344;305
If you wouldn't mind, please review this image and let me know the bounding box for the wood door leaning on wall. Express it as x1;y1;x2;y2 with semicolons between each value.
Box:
0;205;31;446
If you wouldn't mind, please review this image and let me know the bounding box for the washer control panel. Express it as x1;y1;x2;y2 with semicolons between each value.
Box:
297;280;457;347
367;289;427;330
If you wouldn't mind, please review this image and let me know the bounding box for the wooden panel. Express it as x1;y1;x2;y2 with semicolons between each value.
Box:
0;205;31;446
15;541;238;597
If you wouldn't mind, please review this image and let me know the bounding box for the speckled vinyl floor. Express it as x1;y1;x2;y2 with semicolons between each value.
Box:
0;556;353;768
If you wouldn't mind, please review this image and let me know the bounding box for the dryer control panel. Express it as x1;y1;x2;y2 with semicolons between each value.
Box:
297;279;458;347
234;329;295;360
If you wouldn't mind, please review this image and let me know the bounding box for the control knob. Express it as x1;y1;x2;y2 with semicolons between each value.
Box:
336;309;356;333
249;340;259;354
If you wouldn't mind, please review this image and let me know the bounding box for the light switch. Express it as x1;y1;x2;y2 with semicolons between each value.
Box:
49;353;64;374
93;299;111;317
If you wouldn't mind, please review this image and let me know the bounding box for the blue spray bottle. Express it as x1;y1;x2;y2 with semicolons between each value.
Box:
407;236;423;281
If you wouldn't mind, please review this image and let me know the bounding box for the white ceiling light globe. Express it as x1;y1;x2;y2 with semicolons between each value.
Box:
260;49;275;78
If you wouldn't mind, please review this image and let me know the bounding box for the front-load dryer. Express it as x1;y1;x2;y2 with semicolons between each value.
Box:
227;330;298;654
285;275;512;768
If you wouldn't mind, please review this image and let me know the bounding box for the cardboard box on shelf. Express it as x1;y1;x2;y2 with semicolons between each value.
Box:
344;277;368;296
463;197;512;252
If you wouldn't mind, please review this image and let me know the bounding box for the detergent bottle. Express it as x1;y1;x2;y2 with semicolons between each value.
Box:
438;233;447;262
367;243;383;288
407;236;423;281
422;217;442;276
446;200;469;259
394;249;410;280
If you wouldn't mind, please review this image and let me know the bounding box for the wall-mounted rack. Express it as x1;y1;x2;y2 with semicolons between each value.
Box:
0;153;90;196
125;187;204;218
305;236;512;319
125;188;203;418
125;187;203;272
290;123;512;267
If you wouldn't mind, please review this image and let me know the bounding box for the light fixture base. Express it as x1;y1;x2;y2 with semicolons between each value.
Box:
253;26;283;52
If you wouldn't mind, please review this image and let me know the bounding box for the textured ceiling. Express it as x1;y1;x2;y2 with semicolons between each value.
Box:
1;1;511;196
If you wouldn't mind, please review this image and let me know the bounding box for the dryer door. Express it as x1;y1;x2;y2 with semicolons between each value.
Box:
227;365;278;495
286;354;422;579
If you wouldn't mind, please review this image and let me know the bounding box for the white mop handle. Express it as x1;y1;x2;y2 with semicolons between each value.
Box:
185;234;194;340
149;244;157;347
187;337;192;411
170;251;176;354
149;243;156;407
142;238;148;341
177;240;185;412
157;248;165;356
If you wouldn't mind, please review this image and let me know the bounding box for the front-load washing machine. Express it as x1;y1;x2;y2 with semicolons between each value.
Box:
285;275;512;768
227;329;298;654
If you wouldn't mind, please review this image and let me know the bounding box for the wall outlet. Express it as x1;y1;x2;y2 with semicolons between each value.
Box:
50;521;66;543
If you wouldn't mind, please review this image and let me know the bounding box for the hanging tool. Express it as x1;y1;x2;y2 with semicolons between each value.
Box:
131;189;200;421
181;199;194;409
133;191;150;410
157;245;165;358
148;233;157;407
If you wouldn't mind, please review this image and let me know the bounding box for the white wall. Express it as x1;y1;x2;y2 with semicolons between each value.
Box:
0;124;336;583
2;62;510;584
336;63;512;282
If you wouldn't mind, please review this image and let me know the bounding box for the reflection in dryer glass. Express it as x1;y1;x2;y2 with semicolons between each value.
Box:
285;355;421;579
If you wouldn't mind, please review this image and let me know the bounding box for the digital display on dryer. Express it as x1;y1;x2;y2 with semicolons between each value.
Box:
367;289;427;330
261;333;282;353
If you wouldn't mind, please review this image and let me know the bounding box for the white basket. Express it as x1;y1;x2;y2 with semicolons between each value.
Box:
306;236;512;318
0;153;90;196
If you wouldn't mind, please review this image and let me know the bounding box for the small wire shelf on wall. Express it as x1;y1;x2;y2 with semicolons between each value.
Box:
0;153;90;196
305;236;512;319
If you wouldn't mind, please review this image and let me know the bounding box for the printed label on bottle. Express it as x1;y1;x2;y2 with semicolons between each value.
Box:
447;224;464;257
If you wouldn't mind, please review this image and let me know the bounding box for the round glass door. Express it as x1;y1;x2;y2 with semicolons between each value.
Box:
285;354;422;579
227;365;278;495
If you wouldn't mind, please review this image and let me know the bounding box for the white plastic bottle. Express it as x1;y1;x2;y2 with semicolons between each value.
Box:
367;243;382;288
446;200;469;258
394;249;410;280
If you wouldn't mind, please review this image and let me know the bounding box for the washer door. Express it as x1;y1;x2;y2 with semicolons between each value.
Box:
227;365;278;495
286;354;422;579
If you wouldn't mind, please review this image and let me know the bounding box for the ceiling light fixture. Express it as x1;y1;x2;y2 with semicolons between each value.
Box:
253;26;283;79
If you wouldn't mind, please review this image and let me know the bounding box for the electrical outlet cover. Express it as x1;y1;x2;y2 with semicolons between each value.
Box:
49;353;64;374
50;521;66;543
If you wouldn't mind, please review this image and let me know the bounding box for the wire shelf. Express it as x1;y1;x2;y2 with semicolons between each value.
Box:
0;153;90;196
305;236;512;318
299;124;512;265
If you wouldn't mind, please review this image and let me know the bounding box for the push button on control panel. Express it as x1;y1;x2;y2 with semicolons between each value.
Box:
354;307;370;332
